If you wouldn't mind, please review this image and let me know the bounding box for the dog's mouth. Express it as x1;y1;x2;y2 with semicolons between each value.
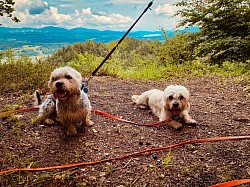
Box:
171;109;181;116
56;89;69;98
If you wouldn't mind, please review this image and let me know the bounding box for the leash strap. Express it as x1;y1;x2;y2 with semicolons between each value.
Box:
82;0;154;92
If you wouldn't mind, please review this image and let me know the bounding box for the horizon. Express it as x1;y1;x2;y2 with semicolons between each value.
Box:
0;25;199;32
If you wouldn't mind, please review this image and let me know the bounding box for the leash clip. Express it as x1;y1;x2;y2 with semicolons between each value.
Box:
81;81;89;93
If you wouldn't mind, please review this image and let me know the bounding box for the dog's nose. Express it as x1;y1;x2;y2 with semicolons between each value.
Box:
173;102;179;108
55;81;63;88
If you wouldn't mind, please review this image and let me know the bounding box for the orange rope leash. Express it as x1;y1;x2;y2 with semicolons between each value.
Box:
0;106;171;127
91;109;172;126
0;135;249;176
0;106;39;116
209;179;250;187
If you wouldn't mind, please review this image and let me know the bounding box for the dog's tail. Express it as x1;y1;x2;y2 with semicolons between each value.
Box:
131;95;140;104
34;90;42;105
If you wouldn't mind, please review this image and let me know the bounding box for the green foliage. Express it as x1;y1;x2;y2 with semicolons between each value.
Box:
0;36;249;94
159;29;198;64
0;0;20;25
47;41;109;64
175;0;250;64
0;50;56;94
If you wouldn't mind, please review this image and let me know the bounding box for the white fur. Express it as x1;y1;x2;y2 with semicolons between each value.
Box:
132;85;196;129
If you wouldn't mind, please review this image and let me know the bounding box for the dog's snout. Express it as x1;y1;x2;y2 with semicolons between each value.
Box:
173;102;179;108
55;81;63;88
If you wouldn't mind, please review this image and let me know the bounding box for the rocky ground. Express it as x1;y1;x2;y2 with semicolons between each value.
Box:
0;76;249;187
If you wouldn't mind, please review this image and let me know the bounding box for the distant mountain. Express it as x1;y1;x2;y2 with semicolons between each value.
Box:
0;26;199;57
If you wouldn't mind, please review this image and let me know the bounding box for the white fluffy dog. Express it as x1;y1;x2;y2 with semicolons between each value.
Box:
132;85;196;129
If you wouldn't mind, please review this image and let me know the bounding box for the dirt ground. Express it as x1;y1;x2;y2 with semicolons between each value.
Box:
0;76;249;187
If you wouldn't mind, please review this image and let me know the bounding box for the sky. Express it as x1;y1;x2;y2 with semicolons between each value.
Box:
0;0;183;31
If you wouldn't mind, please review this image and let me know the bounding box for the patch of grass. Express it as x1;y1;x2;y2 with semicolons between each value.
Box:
12;121;24;138
32;116;42;124
220;166;232;182
162;149;172;168
243;86;250;96
0;105;23;120
0;111;14;120
21;93;33;103
106;163;114;175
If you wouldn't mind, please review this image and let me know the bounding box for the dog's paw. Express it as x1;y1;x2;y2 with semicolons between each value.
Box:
138;104;148;109
66;124;77;136
186;119;197;126
86;120;94;126
44;118;56;125
168;120;183;130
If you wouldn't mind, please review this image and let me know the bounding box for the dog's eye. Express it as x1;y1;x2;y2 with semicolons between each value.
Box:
179;95;184;100
65;75;72;79
169;95;173;100
51;77;55;81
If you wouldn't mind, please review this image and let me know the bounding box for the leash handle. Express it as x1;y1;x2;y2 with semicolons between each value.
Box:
82;0;154;87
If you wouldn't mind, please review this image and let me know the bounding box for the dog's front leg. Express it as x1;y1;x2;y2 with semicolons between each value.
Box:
83;111;93;126
65;123;77;136
160;111;182;130
182;110;197;125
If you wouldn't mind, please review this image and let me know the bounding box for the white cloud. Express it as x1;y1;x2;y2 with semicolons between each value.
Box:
154;4;181;16
109;0;146;4
15;0;49;14
0;1;133;30
74;8;133;30
0;0;183;30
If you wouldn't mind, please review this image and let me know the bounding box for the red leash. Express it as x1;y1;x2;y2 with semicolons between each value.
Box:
91;109;172;126
0;106;171;127
0;135;249;176
209;179;250;187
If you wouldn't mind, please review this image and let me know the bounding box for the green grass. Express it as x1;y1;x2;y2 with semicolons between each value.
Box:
162;149;172;168
0;48;249;94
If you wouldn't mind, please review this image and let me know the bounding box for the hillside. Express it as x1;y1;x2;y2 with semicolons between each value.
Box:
0;26;199;57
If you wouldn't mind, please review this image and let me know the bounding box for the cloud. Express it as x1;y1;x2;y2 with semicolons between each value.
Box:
15;0;49;15
0;1;133;30
73;8;133;30
0;0;183;30
109;0;146;4
11;7;71;27
154;4;181;16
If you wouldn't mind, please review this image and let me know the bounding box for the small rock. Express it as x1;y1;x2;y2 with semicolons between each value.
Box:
100;177;106;183
99;172;106;177
89;176;96;181
194;173;199;178
159;174;165;179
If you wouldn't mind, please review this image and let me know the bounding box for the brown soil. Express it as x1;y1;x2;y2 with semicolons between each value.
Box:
0;76;250;187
